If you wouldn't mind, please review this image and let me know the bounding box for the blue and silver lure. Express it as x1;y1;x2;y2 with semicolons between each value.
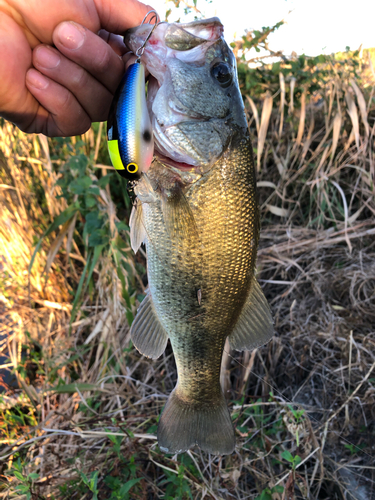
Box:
107;12;159;180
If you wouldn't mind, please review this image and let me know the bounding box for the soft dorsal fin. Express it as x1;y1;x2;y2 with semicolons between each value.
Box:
129;200;147;254
130;291;168;359
228;278;274;351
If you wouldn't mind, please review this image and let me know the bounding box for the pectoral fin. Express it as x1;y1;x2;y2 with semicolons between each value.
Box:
229;278;274;351
130;291;168;359
129;200;146;254
161;188;200;244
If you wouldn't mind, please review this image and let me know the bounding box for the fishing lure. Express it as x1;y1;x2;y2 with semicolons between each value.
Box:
107;11;160;180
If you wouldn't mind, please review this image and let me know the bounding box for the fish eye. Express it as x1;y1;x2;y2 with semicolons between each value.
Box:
211;62;232;88
127;163;139;174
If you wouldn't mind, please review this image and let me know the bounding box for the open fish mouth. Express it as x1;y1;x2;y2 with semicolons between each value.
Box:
124;18;236;175
146;71;201;171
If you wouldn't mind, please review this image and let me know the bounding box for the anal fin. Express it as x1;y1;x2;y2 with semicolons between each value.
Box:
130;291;168;359
228;278;274;351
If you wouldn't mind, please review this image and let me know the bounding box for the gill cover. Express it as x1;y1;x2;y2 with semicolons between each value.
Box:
107;63;154;180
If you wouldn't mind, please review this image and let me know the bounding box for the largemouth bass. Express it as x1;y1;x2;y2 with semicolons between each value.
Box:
125;17;273;455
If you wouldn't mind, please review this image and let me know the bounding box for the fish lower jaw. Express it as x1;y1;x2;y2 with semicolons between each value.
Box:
155;149;198;171
154;150;203;184
153;121;199;169
153;149;204;184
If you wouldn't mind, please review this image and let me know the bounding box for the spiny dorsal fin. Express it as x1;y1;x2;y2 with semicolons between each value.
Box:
228;278;274;351
129;200;146;254
130;291;168;359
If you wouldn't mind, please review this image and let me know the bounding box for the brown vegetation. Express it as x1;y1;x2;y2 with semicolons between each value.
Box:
0;44;375;500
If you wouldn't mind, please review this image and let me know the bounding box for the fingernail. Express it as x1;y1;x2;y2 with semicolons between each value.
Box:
26;69;49;90
34;46;60;69
57;21;85;50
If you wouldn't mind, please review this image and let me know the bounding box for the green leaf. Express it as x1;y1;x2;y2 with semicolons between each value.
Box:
85;195;97;208
281;450;294;463
16;485;30;497
116;265;128;303
115;221;129;232
10;414;23;424
67;154;88;175
69;176;92;194
255;489;272;500
86;244;104;287
88;186;100;196
88;230;108;247
126;310;134;326
98;175;112;189
80;471;89;485
90;471;99;491
119;478;142;496
237;425;248;433
12;470;25;481
261;492;272;500
84;211;102;233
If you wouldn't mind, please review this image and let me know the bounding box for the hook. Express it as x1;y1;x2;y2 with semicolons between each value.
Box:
135;10;161;62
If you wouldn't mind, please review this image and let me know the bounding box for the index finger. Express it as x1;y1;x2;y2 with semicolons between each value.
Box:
93;0;155;34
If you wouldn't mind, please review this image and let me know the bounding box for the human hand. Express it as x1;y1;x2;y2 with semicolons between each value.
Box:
0;0;152;136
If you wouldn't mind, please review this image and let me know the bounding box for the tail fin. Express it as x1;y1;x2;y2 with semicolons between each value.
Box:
157;389;235;455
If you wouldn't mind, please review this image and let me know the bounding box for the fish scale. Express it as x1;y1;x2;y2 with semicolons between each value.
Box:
142;138;257;414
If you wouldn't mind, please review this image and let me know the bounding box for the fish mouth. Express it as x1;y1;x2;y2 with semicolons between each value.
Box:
146;74;204;175
125;19;225;176
154;149;199;171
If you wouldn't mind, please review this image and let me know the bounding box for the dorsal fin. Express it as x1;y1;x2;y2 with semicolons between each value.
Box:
130;291;168;359
228;278;274;351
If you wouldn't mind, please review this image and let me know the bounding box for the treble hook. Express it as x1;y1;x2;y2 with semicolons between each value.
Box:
134;10;161;62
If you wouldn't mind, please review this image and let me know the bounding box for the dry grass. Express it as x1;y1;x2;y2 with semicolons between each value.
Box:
0;55;375;499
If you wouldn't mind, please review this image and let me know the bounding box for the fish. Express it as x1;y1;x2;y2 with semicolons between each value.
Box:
124;17;274;455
